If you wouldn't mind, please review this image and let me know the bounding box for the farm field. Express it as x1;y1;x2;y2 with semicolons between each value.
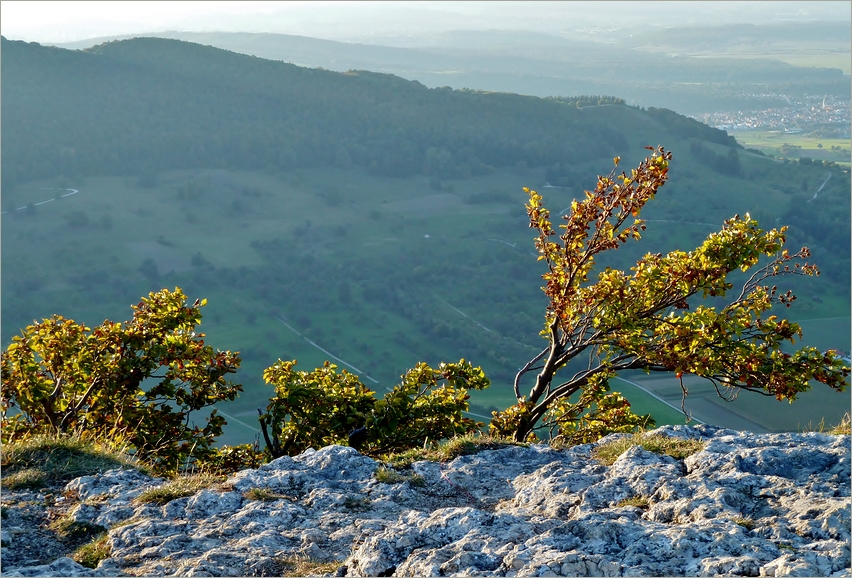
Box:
733;130;851;166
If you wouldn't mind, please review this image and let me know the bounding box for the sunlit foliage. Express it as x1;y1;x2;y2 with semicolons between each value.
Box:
259;359;490;458
491;146;850;443
1;288;243;473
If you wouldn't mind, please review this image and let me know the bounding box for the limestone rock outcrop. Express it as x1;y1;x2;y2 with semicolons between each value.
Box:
2;424;849;577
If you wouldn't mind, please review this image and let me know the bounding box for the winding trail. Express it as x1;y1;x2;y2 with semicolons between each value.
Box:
1;188;79;214
216;410;261;433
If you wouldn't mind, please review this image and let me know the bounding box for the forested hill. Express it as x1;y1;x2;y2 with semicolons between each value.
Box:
1;35;737;189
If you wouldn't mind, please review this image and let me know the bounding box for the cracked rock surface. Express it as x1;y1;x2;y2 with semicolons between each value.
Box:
1;424;849;576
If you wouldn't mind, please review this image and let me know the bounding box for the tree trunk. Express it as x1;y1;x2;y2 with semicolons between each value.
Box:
512;420;532;443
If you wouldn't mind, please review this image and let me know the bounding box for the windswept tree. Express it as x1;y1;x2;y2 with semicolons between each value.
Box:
491;146;850;443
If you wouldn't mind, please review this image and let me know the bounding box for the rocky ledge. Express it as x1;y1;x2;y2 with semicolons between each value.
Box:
1;424;849;577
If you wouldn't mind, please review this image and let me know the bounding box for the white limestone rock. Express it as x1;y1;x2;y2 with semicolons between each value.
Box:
2;425;848;577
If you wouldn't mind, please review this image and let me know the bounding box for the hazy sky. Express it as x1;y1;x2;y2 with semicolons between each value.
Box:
1;1;849;45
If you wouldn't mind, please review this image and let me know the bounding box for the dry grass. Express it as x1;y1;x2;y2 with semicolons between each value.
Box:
802;412;851;435
374;466;425;487
832;413;852;435
381;433;525;468
615;495;650;509
279;556;340;577
109;516;145;530
1;434;148;490
592;432;705;466
134;473;224;505
733;516;756;531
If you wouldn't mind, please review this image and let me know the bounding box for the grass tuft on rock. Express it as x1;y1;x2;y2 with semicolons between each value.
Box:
72;532;110;568
832;413;852;435
49;515;107;542
592;432;705;466
381;433;525;468
1;434;148;489
279;555;340;577
374;466;425;487
615;495;650;509
134;473;224;505
243;487;290;502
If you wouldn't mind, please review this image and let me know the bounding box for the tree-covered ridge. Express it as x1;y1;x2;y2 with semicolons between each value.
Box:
50;24;851;116
1;36;736;189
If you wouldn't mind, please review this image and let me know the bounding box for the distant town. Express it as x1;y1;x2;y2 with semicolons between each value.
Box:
693;94;851;138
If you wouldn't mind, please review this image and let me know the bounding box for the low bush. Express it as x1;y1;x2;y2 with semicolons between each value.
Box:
259;359;490;459
1;288;242;475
